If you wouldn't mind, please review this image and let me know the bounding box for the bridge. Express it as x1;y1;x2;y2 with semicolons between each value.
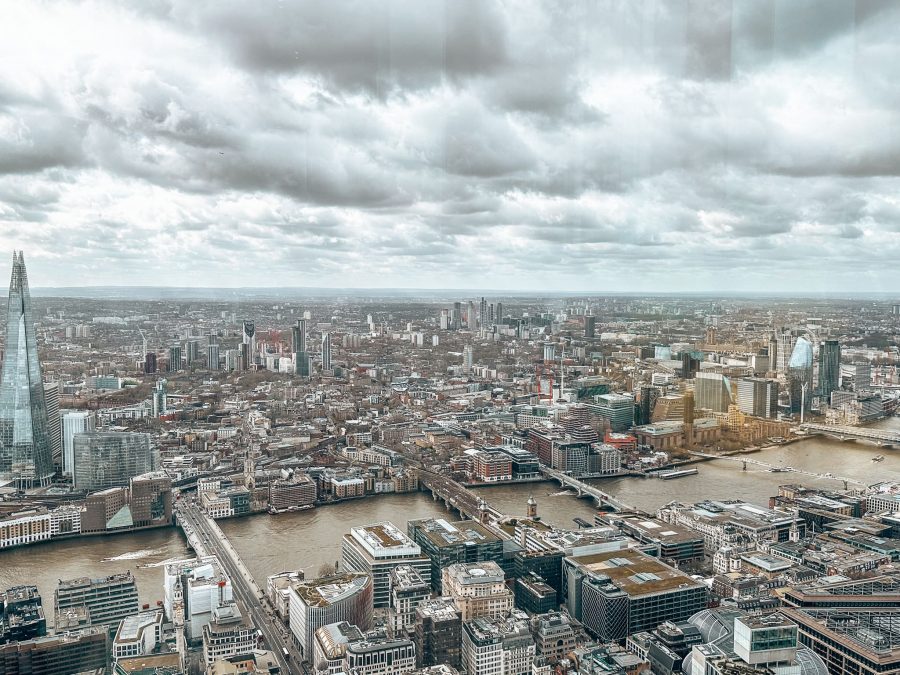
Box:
800;423;900;446
416;470;512;538
540;467;635;512
689;451;867;487
175;502;304;672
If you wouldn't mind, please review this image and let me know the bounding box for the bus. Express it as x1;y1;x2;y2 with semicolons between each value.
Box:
282;647;290;660
256;629;263;643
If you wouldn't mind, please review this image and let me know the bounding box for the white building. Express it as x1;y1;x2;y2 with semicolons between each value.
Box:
341;522;431;608
61;410;95;476
163;556;233;642
288;573;373;660
112;610;164;661
462;612;535;675
0;509;52;549
442;562;513;622
202;603;257;666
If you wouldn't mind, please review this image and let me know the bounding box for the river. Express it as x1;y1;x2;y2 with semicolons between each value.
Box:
2;422;897;622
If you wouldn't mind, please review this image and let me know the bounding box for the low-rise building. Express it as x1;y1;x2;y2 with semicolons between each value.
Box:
112;610;164;661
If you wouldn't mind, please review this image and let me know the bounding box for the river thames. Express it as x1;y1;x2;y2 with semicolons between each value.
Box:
2;420;896;625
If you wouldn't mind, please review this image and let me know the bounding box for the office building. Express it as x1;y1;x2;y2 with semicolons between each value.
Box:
388;565;430;634
788;336;814;414
780;607;900;675
288;573;373;659
61;410;95;477
415;599;462;669
584;315;596;339
112;609;164;661
0;585;47;644
0;627;109;675
202;603;257;666
129;471;173;528
461;613;535;675
589;393;634;432
818;340;841;399
342;521;430;608
55;572;139;630
314;621;364;674
0;252;55;489
530;612;576;664
564;549;708;641
607;513;705;565
343;633;417;675
693;372;732;412
408;519;504;594
515;574;557;614
321;332;332;371
736;378;779;419
164;556;234;642
442;562;513;622
73;432;156;492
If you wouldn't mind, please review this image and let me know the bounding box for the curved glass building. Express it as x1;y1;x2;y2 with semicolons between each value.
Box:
788;336;814;414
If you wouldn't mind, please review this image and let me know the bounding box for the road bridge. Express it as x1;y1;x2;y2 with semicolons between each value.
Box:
175;503;304;672
540;467;635;512
416;470;514;539
800;423;900;446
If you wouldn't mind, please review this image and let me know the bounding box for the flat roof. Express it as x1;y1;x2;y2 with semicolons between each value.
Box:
569;548;705;597
292;573;370;608
348;521;421;558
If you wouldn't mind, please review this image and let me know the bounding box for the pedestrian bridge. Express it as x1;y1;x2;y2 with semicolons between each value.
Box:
800;423;900;445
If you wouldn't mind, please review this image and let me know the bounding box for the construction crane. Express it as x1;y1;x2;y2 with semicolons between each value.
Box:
139;328;147;356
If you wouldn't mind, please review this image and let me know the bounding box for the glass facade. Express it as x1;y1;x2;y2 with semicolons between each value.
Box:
0;252;54;489
788;336;814;414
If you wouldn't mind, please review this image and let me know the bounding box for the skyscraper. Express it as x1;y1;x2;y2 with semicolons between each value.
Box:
43;382;61;469
818;340;841;400
242;320;256;365
73;432;156;492
292;319;310;377
0;252;55;489
61;410;95;476
584;315;596;339
788;336;814;415
206;334;220;371
736;378;778;419
480;297;487;328
167;344;182;372
321;332;332;371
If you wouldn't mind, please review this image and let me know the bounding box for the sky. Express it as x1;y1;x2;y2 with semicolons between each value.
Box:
1;1;899;293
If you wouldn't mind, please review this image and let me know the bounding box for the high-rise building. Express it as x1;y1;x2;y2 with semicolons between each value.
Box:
73;432;156;492
736;378;778;419
495;302;503;325
206;334;220;371
480;297;487;329
167;344;182;372
143;352;157;374
321;332;332;371
442;562;513;622
818;340;841;400
467;301;476;329
43;382;61;469
439;309;450;331
461;613;535;675
463;345;474;374
693;373;732;412
242;321;256;358
341;522;431;608
186;339;200;365
61;411;95;476
288;573;373;659
777;330;796;373
452;302;462;330
152;379;167;417
584;315;596;339
407;519;504;594
0;252;55;489
293;319;310;377
788;336;814;415
164;556;234;642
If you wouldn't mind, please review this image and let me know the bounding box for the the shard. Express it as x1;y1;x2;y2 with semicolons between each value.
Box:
0;252;54;488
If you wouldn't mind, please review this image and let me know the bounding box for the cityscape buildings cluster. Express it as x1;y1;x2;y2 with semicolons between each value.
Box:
0;253;899;674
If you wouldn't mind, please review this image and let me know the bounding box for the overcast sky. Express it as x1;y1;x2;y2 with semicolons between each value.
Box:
1;1;899;293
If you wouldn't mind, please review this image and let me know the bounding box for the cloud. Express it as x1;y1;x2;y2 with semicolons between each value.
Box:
0;0;898;292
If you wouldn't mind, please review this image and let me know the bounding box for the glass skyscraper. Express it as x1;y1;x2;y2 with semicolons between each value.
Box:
817;340;841;401
0;252;55;488
787;336;814;414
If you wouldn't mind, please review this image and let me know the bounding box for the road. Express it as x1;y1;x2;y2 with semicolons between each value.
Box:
176;502;306;674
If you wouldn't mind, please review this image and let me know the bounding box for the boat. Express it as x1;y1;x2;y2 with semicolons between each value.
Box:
768;467;789;472
657;468;699;480
872;455;885;462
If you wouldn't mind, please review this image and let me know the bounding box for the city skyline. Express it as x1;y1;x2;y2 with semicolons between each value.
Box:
3;2;900;292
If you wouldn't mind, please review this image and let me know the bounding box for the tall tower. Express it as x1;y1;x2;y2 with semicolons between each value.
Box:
0;252;55;488
682;390;695;448
292;319;309;377
321;332;332;371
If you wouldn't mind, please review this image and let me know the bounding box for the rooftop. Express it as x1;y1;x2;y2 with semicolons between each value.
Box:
292;573;370;608
568;548;706;597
